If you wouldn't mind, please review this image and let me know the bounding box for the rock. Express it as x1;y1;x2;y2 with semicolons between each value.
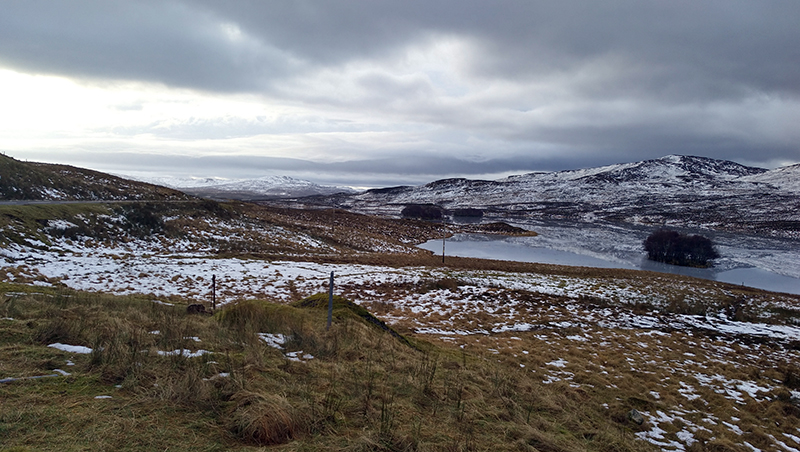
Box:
187;304;208;314
628;409;644;425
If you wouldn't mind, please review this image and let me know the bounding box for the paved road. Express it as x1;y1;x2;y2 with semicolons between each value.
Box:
0;199;191;206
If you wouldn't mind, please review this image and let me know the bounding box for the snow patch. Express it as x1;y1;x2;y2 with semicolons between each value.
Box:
48;343;93;354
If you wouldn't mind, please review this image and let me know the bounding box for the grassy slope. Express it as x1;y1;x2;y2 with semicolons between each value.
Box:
0;285;647;451
0;153;190;201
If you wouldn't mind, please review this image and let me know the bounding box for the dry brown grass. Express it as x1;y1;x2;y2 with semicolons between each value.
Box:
0;285;657;451
3;200;799;451
229;391;308;446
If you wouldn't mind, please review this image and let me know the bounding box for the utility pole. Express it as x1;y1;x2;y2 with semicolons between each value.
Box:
442;215;446;264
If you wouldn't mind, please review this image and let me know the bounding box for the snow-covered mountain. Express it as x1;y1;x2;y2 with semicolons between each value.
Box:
135;176;237;189
306;155;800;238
742;163;800;193
168;175;357;200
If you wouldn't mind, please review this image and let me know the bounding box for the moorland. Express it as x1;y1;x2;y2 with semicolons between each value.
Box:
1;154;799;451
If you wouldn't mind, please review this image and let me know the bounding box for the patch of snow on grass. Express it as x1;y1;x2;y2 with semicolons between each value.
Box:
773;435;800;452
736;380;772;399
203;373;230;381
48;343;93;354
743;442;761;452
678;381;700;401
258;333;288;349
541;375;561;384
675;430;696;447
47;219;77;230
157;349;212;358
285;351;314;362
546;358;568;368
785;433;800;445
723;421;743;435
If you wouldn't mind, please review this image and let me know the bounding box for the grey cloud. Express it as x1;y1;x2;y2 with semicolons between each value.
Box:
0;1;294;92
2;0;799;179
198;1;800;101
5;1;799;100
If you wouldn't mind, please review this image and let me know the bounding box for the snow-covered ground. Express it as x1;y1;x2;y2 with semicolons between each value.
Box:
3;233;797;332
4;232;800;451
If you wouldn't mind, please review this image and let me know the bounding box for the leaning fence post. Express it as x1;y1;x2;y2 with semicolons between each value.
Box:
442;218;446;264
327;271;334;330
212;274;216;311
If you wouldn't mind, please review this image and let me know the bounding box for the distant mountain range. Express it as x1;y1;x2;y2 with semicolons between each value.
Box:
297;155;800;238
2;153;797;238
0;154;354;202
137;175;357;200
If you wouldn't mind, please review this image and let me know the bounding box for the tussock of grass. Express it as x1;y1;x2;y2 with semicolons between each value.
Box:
229;391;308;446
292;293;415;348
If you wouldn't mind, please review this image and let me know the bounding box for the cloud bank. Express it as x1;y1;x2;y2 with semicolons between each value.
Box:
1;1;798;186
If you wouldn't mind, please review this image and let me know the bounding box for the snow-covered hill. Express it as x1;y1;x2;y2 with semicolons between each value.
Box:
139;175;357;200
309;155;800;238
134;176;236;189
742;163;800;193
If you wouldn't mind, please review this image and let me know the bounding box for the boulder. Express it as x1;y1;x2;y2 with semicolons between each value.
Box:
627;409;645;425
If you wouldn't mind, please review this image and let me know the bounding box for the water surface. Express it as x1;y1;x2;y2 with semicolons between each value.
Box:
419;224;800;295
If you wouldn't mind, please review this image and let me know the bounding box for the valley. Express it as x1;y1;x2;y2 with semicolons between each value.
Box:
1;154;799;451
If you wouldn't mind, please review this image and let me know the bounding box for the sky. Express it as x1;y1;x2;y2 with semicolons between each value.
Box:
1;1;799;188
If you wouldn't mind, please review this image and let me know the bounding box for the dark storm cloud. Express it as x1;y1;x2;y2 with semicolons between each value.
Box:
199;1;800;98
4;1;798;98
0;1;296;91
1;0;799;183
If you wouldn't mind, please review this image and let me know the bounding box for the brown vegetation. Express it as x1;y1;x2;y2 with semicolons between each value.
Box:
0;287;653;451
1;199;799;451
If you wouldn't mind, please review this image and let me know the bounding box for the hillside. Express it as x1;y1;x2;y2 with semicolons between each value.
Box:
292;155;800;238
0;153;190;201
139;174;357;200
1;158;800;451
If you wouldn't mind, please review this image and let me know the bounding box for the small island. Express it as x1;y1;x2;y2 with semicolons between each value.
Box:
462;221;538;237
643;229;720;267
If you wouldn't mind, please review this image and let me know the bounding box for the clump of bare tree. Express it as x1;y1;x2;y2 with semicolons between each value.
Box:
644;229;720;267
401;204;443;220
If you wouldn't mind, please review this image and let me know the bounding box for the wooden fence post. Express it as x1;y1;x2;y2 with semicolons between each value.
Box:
442;219;446;264
327;271;334;330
